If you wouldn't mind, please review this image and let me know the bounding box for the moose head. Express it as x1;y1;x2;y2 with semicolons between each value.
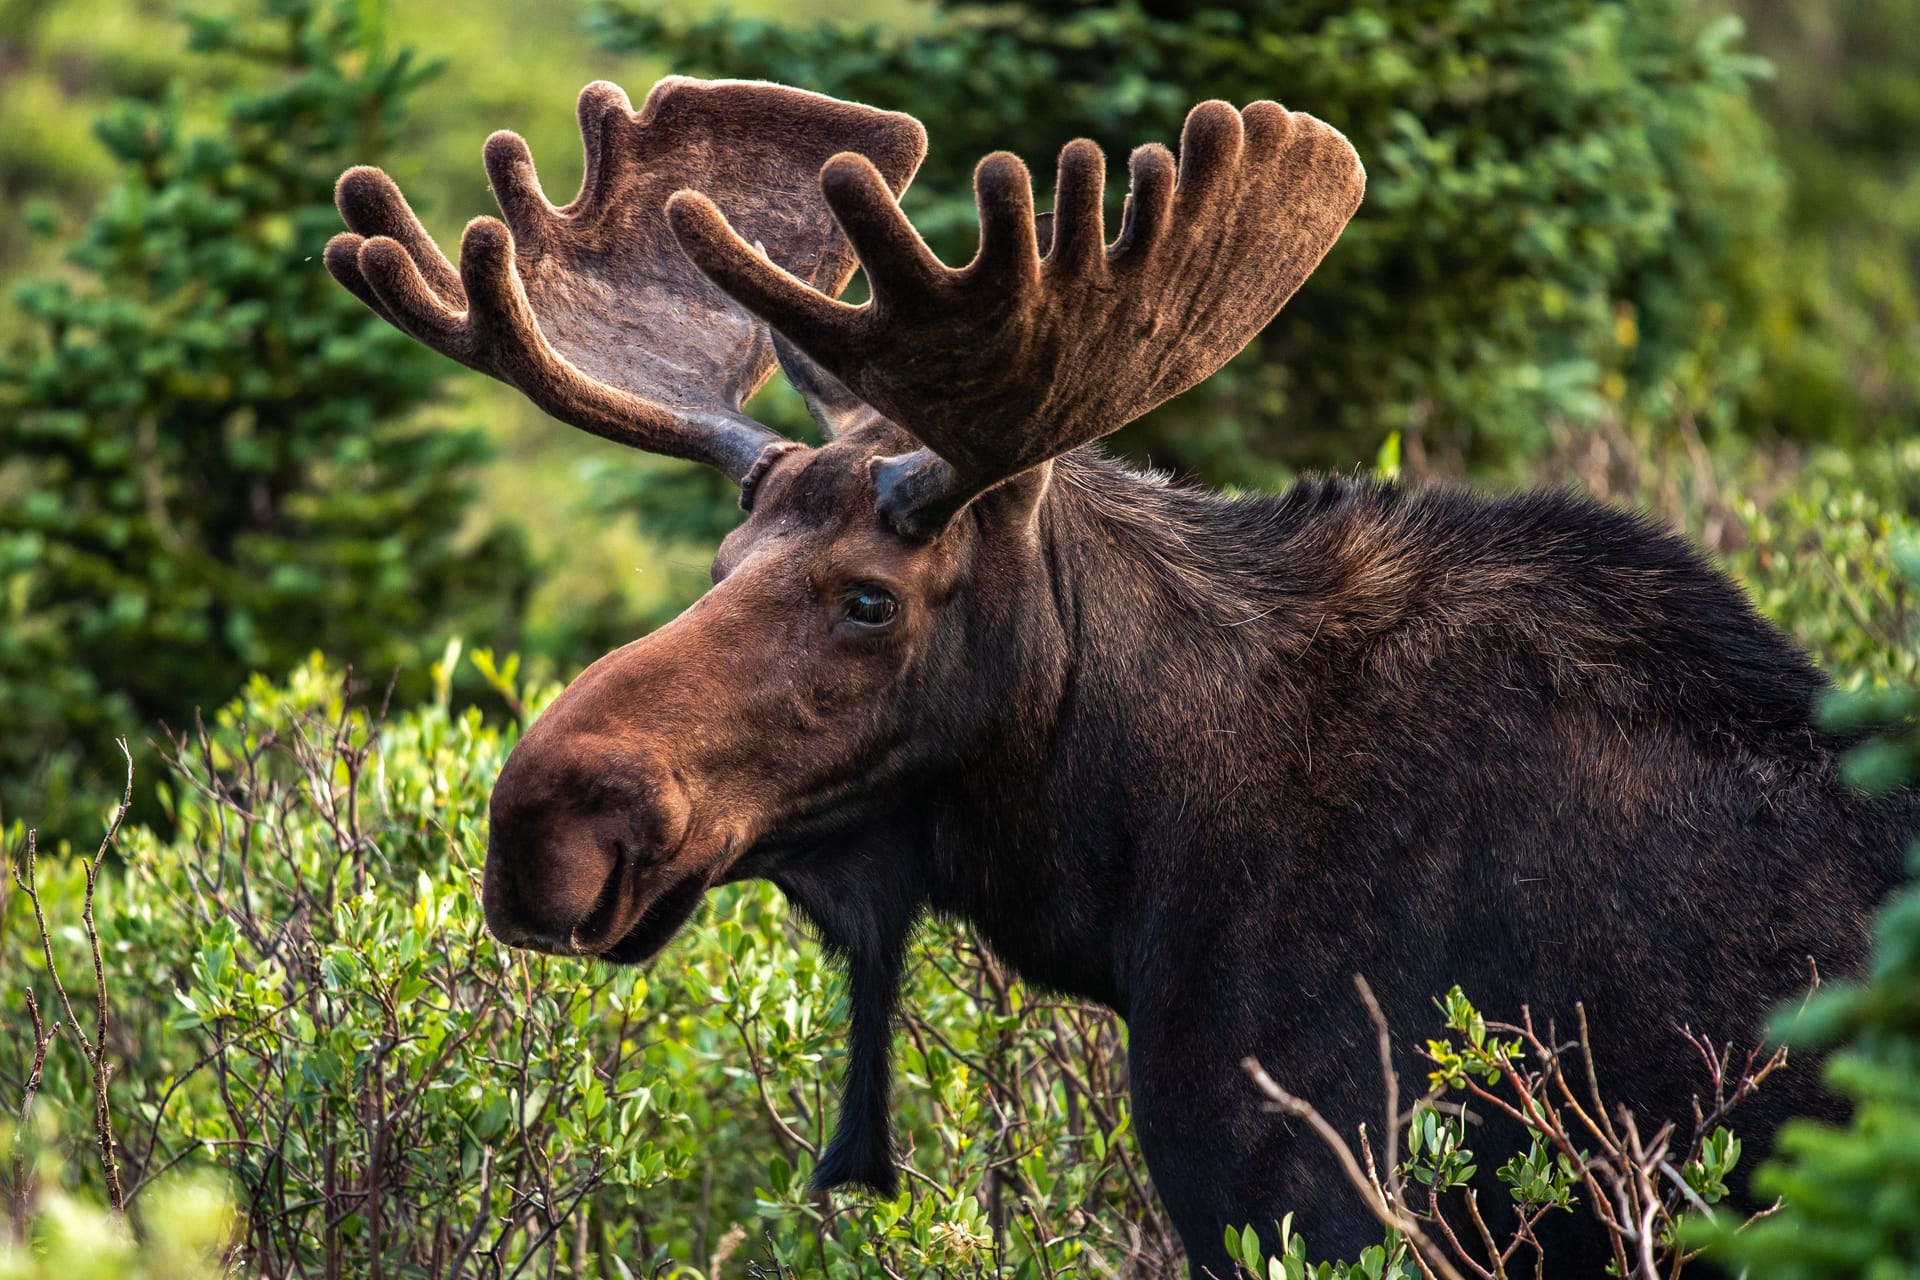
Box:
327;75;1362;966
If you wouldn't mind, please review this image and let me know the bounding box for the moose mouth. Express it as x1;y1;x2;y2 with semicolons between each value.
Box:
599;874;709;964
566;842;714;966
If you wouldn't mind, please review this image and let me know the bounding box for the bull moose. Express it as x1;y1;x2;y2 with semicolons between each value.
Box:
325;75;1916;1275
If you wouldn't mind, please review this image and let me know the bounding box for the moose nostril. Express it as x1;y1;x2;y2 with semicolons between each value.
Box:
482;813;607;952
482;752;693;956
481;856;546;948
568;839;639;954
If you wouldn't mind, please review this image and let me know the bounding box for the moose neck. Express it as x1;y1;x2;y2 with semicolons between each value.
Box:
760;456;1347;1193
920;454;1339;1018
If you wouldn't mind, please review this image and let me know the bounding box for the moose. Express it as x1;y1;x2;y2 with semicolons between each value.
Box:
326;76;1916;1275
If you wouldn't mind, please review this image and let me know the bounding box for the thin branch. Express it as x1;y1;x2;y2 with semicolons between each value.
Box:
1354;975;1406;1217
12;740;134;1212
1242;1057;1467;1280
10;989;56;1237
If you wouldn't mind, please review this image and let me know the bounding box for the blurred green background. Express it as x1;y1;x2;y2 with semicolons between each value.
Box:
2;2;1919;1275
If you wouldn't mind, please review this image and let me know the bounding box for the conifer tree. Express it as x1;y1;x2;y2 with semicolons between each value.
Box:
0;0;532;828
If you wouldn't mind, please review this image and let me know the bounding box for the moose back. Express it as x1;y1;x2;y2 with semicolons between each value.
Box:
325;75;1917;1275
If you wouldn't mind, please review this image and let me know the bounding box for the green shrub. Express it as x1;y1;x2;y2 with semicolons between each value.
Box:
1694;548;1920;1279
0;1154;234;1280
1723;446;1920;694
1225;978;1775;1279
0;0;534;831
590;0;1783;485
3;655;1175;1277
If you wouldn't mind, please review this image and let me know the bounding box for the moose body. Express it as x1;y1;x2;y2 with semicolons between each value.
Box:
326;76;1915;1276
732;438;1913;1273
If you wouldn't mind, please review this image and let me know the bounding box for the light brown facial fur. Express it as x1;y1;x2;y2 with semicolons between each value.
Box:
482;427;971;960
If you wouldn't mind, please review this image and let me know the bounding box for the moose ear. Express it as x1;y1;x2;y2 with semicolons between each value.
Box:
773;329;878;439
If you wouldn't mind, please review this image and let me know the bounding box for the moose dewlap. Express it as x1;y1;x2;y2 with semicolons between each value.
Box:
326;74;1917;1278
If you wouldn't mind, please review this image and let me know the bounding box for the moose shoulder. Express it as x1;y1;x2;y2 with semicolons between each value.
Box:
327;76;1917;1276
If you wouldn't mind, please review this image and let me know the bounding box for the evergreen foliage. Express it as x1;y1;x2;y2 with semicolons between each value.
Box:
0;0;533;829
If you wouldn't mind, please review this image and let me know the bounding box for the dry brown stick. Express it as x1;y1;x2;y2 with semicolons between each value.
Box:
81;742;133;1211
1459;1188;1506;1280
1352;975;1407;1217
1241;1057;1467;1280
11;989;57;1238
1510;1014;1611;1156
13;739;134;1212
1423;1182;1495;1280
1497;1203;1555;1270
1574;1005;1623;1154
1619;1112;1668;1280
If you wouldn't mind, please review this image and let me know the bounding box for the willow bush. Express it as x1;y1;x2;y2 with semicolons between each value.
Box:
2;655;1175;1277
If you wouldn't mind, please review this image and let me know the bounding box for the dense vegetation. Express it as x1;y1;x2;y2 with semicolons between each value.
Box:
3;0;1918;1275
0;2;533;829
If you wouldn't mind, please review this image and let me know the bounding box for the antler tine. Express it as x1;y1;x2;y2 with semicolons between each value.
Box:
669;98;1365;534
324;167;463;326
326;78;927;484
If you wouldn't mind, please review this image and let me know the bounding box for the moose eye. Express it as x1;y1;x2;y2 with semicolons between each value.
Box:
842;587;898;628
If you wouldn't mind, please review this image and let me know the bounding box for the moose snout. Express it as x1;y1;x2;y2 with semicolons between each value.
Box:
481;746;693;957
480;820;624;954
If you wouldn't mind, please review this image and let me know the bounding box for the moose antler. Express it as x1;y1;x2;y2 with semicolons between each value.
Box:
325;77;925;483
668;100;1364;532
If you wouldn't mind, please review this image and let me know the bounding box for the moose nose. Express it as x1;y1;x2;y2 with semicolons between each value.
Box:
481;818;624;954
481;747;696;956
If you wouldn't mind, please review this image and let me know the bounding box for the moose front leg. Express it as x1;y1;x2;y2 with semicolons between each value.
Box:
1127;1006;1386;1278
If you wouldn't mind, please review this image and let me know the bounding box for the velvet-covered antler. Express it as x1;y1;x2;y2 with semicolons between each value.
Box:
325;77;926;483
667;100;1364;532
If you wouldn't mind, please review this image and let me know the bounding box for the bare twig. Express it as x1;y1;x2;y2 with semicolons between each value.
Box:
1242;1057;1467;1280
10;989;57;1237
1354;975;1406;1217
12;739;134;1212
1247;978;1790;1280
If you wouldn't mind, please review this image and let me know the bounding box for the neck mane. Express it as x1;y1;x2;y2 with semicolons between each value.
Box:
1045;450;1828;738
